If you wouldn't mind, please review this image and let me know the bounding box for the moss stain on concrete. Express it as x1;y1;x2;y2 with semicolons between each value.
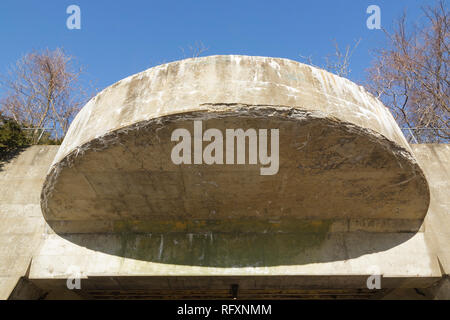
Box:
111;219;332;267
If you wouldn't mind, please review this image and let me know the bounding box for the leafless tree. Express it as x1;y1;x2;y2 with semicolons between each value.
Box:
0;48;93;143
179;41;209;58
324;39;361;77
366;1;449;143
299;38;361;77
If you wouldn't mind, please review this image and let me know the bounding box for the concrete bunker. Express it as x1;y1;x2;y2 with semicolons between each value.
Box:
39;56;430;266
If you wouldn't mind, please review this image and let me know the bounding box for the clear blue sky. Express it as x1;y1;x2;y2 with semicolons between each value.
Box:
0;0;439;92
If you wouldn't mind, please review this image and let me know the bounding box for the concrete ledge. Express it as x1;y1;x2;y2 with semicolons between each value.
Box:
29;230;441;280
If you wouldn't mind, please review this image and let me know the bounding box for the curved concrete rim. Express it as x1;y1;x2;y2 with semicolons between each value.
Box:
49;55;416;166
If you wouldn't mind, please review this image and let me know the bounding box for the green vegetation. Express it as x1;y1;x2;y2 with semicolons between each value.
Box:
0;113;62;160
0;114;30;159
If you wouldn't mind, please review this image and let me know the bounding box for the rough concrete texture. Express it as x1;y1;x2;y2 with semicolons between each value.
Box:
29;231;440;278
412;145;450;275
41;56;429;233
0;57;447;299
23;142;447;299
0;142;447;299
0;146;59;299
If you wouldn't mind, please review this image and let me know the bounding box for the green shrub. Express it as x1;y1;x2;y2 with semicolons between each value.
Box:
0;115;30;159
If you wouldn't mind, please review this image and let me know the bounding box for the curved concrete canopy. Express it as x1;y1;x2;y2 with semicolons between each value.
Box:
41;55;429;233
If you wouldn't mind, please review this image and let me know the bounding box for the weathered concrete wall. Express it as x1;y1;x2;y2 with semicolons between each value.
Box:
412;145;450;275
380;144;450;300
25;140;448;299
0;146;59;299
0;144;447;299
29;230;440;278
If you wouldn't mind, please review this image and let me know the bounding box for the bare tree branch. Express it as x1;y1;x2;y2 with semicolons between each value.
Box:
180;41;209;58
366;1;449;143
0;48;94;143
299;38;361;77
